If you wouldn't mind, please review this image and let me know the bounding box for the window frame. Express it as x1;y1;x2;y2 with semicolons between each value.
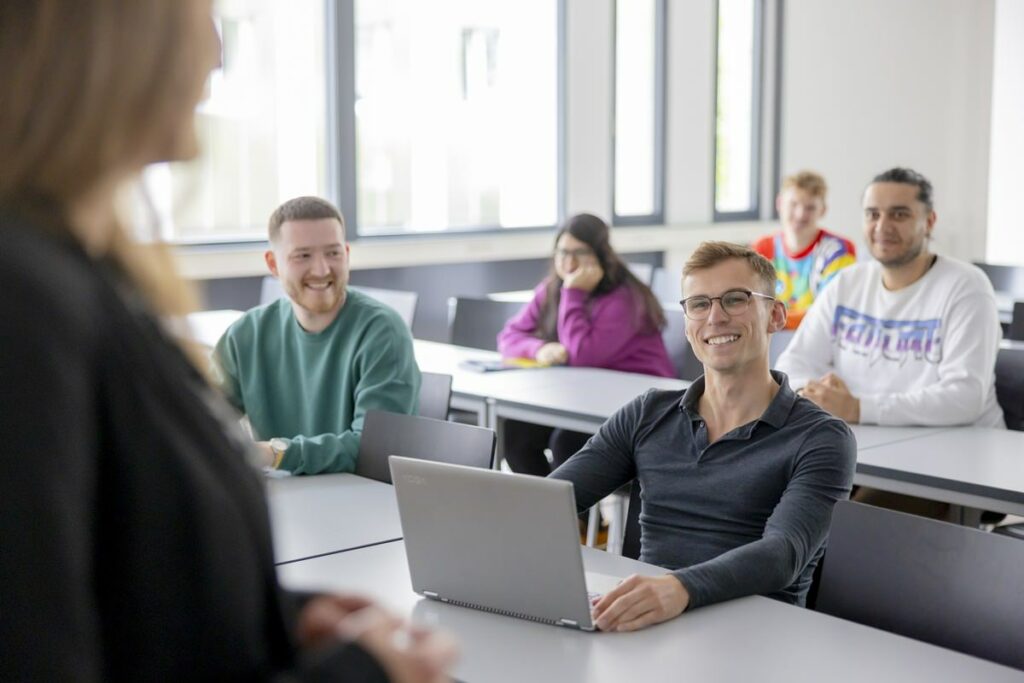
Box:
610;0;667;227
711;0;765;223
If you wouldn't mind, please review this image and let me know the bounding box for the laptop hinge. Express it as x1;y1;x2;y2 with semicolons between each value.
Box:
557;619;580;628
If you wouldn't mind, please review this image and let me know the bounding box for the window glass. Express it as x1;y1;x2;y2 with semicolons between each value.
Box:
715;0;759;216
355;0;559;235
144;0;326;242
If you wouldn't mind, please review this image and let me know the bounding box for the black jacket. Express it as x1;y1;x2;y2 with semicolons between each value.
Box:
0;207;387;682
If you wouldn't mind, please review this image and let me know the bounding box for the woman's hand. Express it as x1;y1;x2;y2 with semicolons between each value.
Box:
561;263;604;292
536;342;569;366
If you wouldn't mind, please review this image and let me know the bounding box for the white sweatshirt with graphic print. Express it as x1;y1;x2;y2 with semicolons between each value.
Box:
776;255;1005;427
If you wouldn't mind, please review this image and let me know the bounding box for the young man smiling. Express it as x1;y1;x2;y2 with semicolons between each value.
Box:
550;242;855;632
214;196;420;474
776;168;1004;429
752;171;857;329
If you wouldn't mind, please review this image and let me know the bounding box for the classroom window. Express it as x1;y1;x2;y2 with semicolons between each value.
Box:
353;0;560;236
612;0;665;224
714;0;762;220
142;0;327;243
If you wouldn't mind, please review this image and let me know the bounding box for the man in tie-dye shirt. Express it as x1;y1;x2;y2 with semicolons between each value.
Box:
752;171;857;328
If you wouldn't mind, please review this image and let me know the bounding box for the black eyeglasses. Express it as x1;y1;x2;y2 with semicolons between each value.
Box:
679;289;775;320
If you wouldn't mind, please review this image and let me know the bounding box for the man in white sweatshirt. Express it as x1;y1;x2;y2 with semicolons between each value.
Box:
776;167;1005;430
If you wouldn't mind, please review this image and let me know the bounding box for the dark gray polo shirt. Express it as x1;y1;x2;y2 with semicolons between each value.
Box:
550;371;856;608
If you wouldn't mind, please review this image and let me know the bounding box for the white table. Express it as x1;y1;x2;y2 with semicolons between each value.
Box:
266;473;402;564
278;541;1024;683
855;428;1024;517
849;424;953;451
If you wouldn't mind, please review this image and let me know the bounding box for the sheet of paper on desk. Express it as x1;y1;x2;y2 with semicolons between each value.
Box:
458;358;542;373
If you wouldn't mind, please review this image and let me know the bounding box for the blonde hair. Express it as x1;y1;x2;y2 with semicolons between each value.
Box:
0;1;203;320
683;241;777;296
780;170;828;199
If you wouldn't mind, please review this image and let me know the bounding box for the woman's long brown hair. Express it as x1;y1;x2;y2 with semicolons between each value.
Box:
0;1;203;321
535;213;667;342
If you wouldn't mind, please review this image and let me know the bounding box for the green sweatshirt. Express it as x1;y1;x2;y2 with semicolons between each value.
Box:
213;290;421;474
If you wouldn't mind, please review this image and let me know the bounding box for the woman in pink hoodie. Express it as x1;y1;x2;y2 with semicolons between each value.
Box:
497;213;675;476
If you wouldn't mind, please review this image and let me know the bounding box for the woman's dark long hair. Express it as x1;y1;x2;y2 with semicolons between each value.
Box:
535;213;667;341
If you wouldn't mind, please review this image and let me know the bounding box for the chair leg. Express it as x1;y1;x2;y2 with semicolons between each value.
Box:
586;506;599;547
606;494;628;555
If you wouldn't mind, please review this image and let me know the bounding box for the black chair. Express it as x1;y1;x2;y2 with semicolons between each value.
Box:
995;345;1024;431
417;372;452;421
815;501;1024;670
1009;301;1024;342
993;345;1024;539
355;410;496;485
661;308;702;381
447;297;525;351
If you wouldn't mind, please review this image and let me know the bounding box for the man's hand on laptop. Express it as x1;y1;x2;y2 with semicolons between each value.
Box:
591;574;689;632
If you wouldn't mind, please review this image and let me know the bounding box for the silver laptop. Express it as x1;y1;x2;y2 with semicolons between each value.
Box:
389;456;621;630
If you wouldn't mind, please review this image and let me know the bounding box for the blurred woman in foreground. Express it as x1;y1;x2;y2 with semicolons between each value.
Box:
0;2;454;680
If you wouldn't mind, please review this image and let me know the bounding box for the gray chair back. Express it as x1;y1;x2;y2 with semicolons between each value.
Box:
1009;301;1024;342
349;285;418;329
661;308;702;380
996;345;1024;431
259;278;417;329
418;372;452;421
769;329;795;368
816;501;1024;670
448;296;526;351
259;276;285;305
355;410;495;485
649;266;677;304
974;262;1024;296
625;261;655;285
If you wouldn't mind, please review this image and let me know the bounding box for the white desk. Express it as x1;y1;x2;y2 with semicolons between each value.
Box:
266;473;402;564
849;424;953;451
278;541;1023;682
855;428;1024;517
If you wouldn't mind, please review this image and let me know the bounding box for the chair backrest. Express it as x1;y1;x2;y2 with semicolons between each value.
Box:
769;329;795;368
815;501;1024;670
418;372;452;421
1009;301;1024;342
259;276;285;305
996;345;1024;431
355;410;496;484
349;285;418;329
974;262;1024;297
661;308;702;380
621;480;643;560
259;278;418;329
625;261;655;285
448;296;526;351
649;266;677;304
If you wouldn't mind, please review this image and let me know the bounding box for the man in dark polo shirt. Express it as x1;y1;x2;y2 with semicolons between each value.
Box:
551;241;856;632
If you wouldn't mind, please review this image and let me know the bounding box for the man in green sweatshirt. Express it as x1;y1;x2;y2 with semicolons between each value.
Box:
214;196;421;474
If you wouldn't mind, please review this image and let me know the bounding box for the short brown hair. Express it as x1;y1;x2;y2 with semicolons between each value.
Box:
780;170;827;199
268;196;345;243
683;241;777;296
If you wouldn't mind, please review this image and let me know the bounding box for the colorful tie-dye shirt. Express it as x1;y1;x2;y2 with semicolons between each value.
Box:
752;229;857;329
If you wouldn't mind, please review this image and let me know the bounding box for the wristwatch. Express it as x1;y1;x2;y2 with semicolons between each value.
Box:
269;438;290;469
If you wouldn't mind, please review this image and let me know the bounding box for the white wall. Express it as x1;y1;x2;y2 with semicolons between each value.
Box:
178;0;999;280
986;0;1024;266
781;0;995;261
